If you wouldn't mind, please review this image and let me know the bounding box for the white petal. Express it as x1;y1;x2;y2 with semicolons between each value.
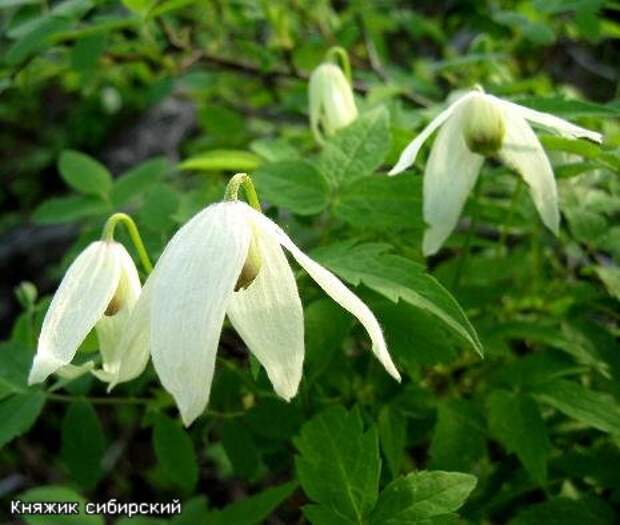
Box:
422;104;484;256
29;241;121;384
151;202;251;426
494;97;603;143
95;244;142;381
227;215;304;401
389;91;475;176
498;108;560;235
244;205;400;381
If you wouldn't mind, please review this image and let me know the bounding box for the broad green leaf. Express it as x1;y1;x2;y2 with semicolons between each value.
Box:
594;266;620;300
430;399;486;472
319;106;391;187
515;96;620;118
70;34;106;72
313;242;483;357
220;420;261;480
294;406;380;523
509;497;613;525
61;400;105;489
139;184;179;231
111;157;171;207
206;482;297;525
179;149;262;172
487;390;550;484
0;341;33;393
33;195;110;224
333;175;423;233
539;135;601;159
19;486;103;525
379;405;407;477
532;379;620;434
58;150;113;197
369;471;477;524
153;414;198;492
253;160;329;215
0;391;45;449
171;496;209;525
5;15;72;64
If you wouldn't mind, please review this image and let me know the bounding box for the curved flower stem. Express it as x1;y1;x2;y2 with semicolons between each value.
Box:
101;213;154;275
224;173;262;211
326;46;352;83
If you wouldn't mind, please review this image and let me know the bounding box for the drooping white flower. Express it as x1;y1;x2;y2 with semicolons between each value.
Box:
146;200;400;426
28;240;146;386
389;87;603;256
309;62;358;144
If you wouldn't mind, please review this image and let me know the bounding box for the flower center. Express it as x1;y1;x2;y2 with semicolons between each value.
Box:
461;94;506;156
234;230;262;292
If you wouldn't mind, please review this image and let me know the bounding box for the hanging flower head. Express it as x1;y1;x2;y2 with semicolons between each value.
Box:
389;86;603;256
28;214;151;388
309;47;358;144
144;174;400;426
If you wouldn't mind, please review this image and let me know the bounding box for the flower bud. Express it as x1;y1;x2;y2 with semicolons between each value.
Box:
235;230;262;291
309;63;358;143
461;93;505;156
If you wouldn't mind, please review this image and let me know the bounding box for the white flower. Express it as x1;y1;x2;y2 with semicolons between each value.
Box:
145;201;400;426
28;240;146;387
309;62;358;144
389;88;603;256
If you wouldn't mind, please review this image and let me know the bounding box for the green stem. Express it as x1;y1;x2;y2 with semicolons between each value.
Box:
498;179;524;256
452;180;483;289
326;46;352;83
224;173;262;211
101;213;154;274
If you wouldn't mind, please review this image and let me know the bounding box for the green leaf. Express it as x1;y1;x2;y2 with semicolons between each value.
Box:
70;34;107;72
61;400;105;489
295;406;380;523
509;497;613;525
18;486;104;525
5;15;72;65
220;420;261;480
0;341;33;393
58;150;113;197
333;175;423;233
313;242;483;357
369;471;477;525
532;379;620;434
111;157;171;207
319;106;391;187
179;149;262;172
594;266;620;300
206;481;297;525
33;195;110;224
514;96;620;118
0;391;45;449
379;405;407;478
487;390;550;484
253;160;329;215
430;399;486;472
153;414;198;492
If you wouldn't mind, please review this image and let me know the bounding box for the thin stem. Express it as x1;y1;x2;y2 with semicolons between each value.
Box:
224;173;262;211
101;213;154;274
46;393;149;405
452;180;484;289
498;179;524;255
326;46;352;83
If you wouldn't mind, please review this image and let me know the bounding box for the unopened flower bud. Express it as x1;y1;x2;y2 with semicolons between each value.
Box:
461;93;506;156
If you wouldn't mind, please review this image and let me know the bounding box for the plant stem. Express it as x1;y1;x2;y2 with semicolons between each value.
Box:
101;213;154;274
224;173;262;211
326;46;352;83
46;392;149;405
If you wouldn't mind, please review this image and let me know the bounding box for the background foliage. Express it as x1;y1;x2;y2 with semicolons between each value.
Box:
1;0;619;523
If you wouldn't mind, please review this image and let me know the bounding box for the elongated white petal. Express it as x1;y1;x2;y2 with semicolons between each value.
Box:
422;105;484;256
29;241;121;384
94;244;141;381
499;108;560;235
244;205;400;381
389;92;475;176
151;202;251;426
227;216;304;401
494;97;603;143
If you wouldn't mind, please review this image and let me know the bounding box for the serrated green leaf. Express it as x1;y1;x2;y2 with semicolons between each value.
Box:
0;391;45;449
294;406;380;523
379;405;407;478
19;486;103;525
487;390;550;484
319;106;391;187
253;160;329;215
61;400;105;489
532;379;620;434
369;471;477;525
313;242;483;357
59;150;112;197
153;414;198;492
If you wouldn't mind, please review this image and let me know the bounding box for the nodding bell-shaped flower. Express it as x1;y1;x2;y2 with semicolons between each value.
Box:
309;47;358;144
28;214;152;389
389;86;603;256
148;174;400;426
